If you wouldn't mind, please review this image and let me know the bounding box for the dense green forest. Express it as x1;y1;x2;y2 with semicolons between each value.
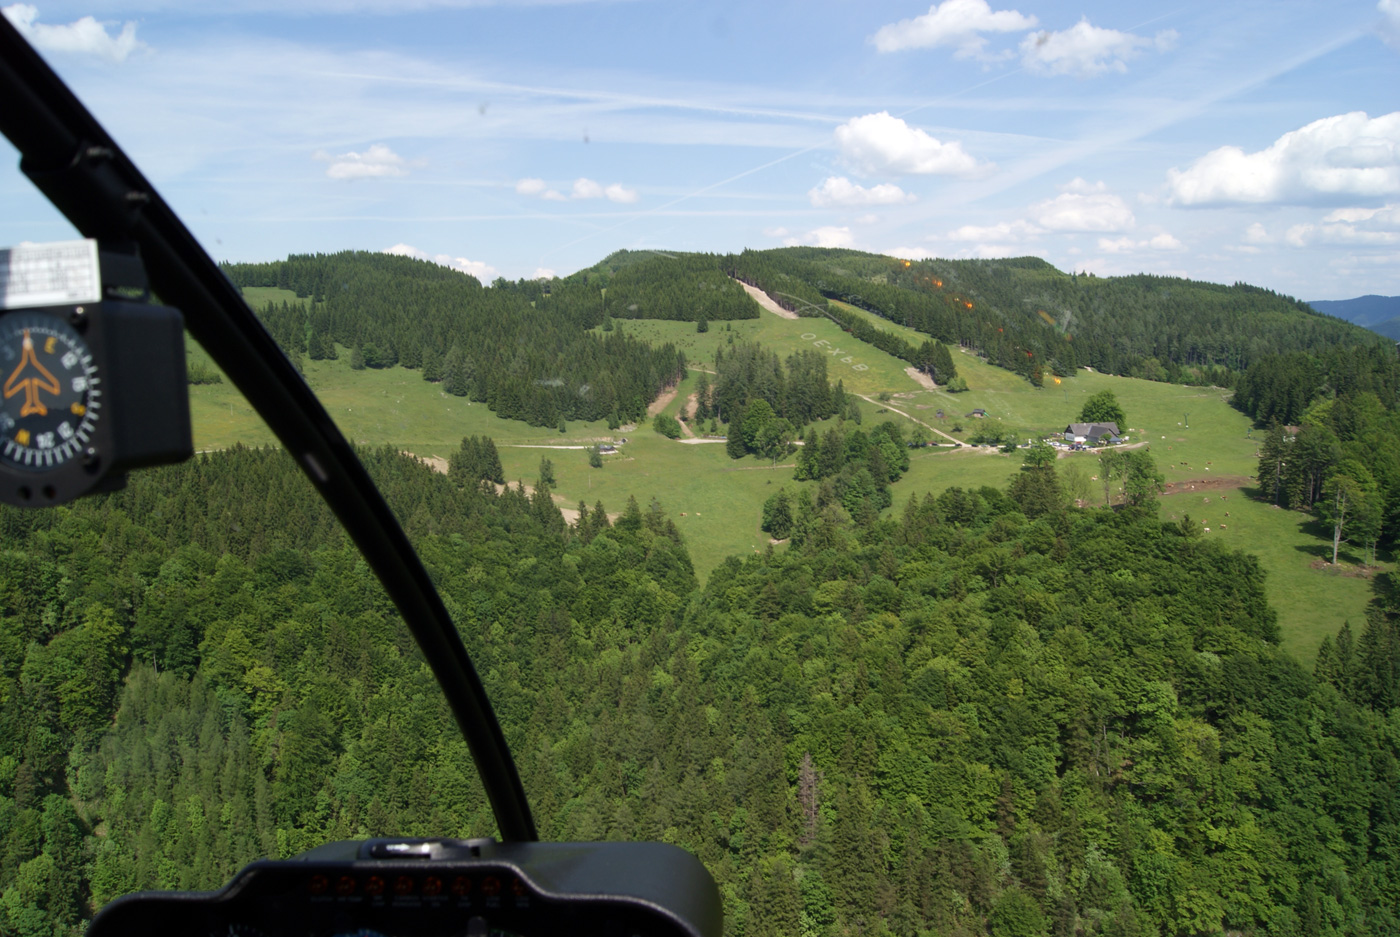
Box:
2;445;1397;937
722;248;1376;388
550;251;761;324
225;252;686;427
232;248;1379;427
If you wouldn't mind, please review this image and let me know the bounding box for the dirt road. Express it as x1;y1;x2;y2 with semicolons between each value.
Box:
855;394;965;445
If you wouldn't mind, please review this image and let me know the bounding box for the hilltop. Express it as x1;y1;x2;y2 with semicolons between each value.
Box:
208;248;1396;663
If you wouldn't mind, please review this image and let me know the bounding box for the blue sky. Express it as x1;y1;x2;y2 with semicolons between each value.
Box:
2;0;1398;300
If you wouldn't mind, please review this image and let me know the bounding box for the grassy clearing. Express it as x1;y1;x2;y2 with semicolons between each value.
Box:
615;312;921;398
241;287;306;308
1158;486;1377;663
827;299;935;349
190;293;1381;654
926;351;1259;483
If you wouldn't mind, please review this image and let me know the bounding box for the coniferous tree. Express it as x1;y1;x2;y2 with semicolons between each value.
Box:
443;346;470;397
1256;421;1288;505
421;345;443;382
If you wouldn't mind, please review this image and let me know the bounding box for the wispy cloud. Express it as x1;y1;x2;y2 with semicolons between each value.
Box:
1020;19;1177;78
784;226;854;248
1380;0;1400;49
944;219;1042;242
1285;203;1400;246
871;0;1036;60
383;243;499;282
1097;232;1184;252
2;3;146;62
808;176;915;208
518;177;639;203
1029;178;1135;231
316;143;410;180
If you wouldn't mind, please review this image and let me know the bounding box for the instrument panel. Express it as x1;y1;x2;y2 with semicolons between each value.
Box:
87;839;722;937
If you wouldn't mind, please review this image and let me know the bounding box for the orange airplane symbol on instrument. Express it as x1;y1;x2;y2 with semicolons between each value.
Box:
4;330;61;418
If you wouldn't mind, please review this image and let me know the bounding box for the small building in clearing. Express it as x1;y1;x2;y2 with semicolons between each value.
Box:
1063;422;1121;445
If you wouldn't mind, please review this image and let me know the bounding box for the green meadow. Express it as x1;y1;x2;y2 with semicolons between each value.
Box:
614;311;920;399
189;295;1378;661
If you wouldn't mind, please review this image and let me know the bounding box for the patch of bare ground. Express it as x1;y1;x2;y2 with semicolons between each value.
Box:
648;383;680;417
677;393;698;436
904;367;937;391
731;278;801;319
404;452;449;474
1308;560;1378;578
489;481;618;524
1160;476;1252;494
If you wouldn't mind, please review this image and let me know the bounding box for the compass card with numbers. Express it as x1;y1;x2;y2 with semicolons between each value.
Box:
0;311;100;471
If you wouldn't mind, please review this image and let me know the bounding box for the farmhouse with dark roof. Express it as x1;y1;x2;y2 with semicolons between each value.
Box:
1063;422;1121;444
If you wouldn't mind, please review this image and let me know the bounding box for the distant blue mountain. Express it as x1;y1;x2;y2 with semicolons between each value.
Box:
1307;295;1400;341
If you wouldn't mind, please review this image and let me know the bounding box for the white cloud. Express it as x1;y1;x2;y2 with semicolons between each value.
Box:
383;244;498;283
317;143;409;180
1244;222;1270;243
532;268;557;280
1381;0;1400;49
567;178;638;203
834;112;984;176
1167;111;1400;205
808;176;915;208
763;227;790;238
2;4;146;63
883;246;932;260
1285;203;1400;247
944;219;1042;242
783;226;855;249
1323;203;1400;224
603;183;639;204
571;178;604;199
518;176;635;202
1097;236;1135;253
1097;232;1184;252
953;243;1025;259
870;0;1036;60
1019;19;1176;77
1029;178;1135;231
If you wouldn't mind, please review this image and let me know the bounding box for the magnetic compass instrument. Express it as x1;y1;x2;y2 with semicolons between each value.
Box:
0;240;192;506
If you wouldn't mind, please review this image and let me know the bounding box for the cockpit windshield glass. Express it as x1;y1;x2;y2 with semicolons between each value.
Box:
3;3;1400;936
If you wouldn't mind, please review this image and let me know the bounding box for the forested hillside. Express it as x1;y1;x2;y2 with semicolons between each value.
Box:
552;251;762;324
225;252;686;427
725;248;1375;387
2;446;1397;937
227;248;1380;432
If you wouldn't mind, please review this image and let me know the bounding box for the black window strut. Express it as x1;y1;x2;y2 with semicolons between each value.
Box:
0;17;538;843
